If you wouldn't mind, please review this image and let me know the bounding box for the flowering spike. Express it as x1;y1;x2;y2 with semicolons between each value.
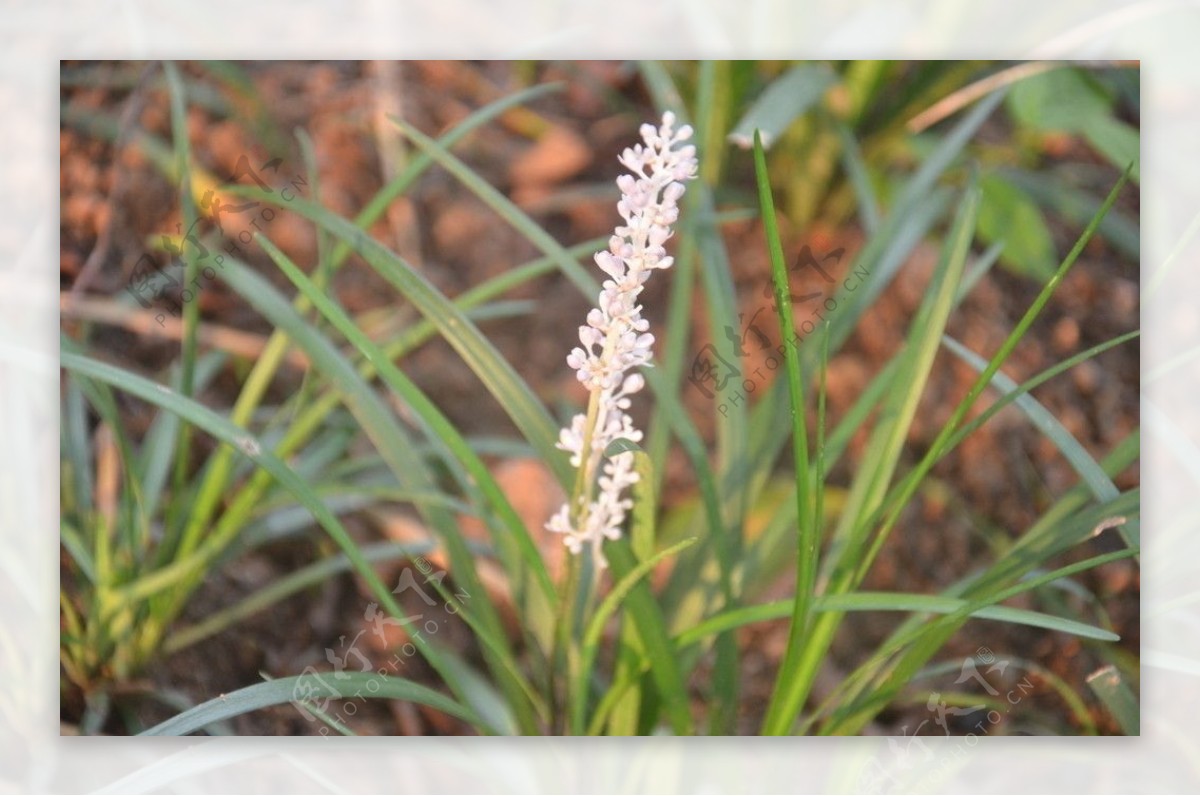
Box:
545;113;698;566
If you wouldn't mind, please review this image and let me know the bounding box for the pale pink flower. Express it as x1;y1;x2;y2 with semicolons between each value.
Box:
547;112;698;565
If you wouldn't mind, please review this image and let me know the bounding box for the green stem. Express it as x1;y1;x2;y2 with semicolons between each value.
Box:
163;61;202;546
552;553;581;734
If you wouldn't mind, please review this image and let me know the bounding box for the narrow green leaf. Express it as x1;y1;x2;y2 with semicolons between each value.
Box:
676;586;1123;648
819;592;1120;642
818;488;1139;735
235;192;573;489
392;118;598;298
843;181;981;584
604;539;695;736
833;120;881;234
162;60;204;541
573;537;697;735
999;167;1139;261
329;82;564;273
59;349;470;712
754;129;817;736
62;376;93;513
605;449;658;734
60;520;96;585
215;252;541;731
602;437;644;457
727;64;835;148
639;63;742;734
139;673;482;736
254;233;555;604
178;84;567;535
163;541;434;654
838;182;979;587
137;353;225;521
897;89;1005;209
777;180;981;734
941;335;1120;505
862;168;1134;574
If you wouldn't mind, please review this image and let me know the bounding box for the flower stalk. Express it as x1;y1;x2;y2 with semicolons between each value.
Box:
546;112;698;567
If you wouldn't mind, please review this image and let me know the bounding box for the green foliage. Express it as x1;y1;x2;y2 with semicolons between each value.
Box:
60;60;1139;737
1008;67;1114;132
1008;66;1141;180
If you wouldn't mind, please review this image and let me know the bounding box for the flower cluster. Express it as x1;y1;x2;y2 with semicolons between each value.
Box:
546;112;697;564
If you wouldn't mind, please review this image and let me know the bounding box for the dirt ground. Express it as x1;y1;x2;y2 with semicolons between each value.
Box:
59;61;1139;735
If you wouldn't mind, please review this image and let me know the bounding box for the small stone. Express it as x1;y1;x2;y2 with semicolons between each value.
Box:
509;125;591;188
1053;317;1080;353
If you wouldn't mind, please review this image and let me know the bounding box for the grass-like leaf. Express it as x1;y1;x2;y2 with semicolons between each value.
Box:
779;176;981;735
59;348;486;728
139;673;481;736
256;233;556;605
234;191;573;490
163;541;435;654
941;334;1129;535
573;537;697;735
214;253;541;731
753;129;817;736
604;539;696;735
640;59;743;734
676;577;1127;649
391;118;599;298
727;64;835;148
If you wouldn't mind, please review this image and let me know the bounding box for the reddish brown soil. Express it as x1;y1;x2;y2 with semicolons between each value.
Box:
60;61;1138;736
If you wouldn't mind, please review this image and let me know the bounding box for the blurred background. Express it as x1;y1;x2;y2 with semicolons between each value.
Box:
59;60;1139;735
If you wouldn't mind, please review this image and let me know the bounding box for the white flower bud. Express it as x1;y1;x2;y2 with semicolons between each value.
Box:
622;373;645;394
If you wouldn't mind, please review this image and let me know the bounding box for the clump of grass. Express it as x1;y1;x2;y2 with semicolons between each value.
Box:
60;60;1139;736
